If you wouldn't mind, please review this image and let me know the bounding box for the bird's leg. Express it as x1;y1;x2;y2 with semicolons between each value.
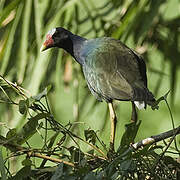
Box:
108;102;117;151
131;102;137;122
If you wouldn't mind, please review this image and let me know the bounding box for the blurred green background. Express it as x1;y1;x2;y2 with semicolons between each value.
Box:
0;0;180;173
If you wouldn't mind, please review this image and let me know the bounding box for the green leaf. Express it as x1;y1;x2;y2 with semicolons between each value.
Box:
120;159;133;171
27;51;52;95
0;0;24;26
0;148;7;180
87;149;94;155
68;146;84;163
0;135;6;144
6;128;17;140
134;0;165;43
27;97;36;107
17;113;49;145
51;163;64;180
111;1;141;39
163;156;180;168
18;0;32;82
19;100;27;114
0;2;23;75
22;158;32;166
84;129;97;145
11;166;31;180
5;113;49;145
32;85;52;101
133;144;151;158
83;172;96;180
47;132;60;149
117;121;141;154
17;123;37;145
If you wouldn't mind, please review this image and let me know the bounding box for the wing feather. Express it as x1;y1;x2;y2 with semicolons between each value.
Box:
82;38;153;102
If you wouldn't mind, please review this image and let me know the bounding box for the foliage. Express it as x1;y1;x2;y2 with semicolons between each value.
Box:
0;0;180;179
0;76;179;179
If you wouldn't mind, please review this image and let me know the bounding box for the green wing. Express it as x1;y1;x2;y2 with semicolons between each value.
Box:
82;38;149;102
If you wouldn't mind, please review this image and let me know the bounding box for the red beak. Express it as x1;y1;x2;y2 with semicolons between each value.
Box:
40;34;54;52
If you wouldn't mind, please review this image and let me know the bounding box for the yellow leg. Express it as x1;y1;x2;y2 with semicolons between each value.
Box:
108;102;117;151
131;102;137;122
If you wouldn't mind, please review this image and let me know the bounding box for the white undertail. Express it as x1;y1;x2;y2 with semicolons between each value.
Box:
134;101;145;110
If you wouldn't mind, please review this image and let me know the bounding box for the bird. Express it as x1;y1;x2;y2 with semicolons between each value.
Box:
41;27;156;151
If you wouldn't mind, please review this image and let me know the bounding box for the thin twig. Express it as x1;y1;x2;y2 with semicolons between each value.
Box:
131;125;180;150
164;99;179;152
27;151;74;167
2;142;74;167
0;75;30;98
153;127;180;169
0;86;17;105
43;113;108;159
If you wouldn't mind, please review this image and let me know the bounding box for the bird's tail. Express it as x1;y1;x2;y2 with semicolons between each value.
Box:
133;87;157;110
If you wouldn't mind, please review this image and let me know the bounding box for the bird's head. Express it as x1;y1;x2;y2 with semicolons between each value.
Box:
40;27;71;52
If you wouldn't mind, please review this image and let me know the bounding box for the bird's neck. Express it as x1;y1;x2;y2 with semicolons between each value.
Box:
61;33;86;65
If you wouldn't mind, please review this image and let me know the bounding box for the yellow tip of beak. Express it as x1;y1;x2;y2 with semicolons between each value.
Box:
40;44;47;52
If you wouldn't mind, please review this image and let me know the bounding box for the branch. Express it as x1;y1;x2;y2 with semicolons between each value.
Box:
27;151;74;167
0;75;31;98
1;141;75;167
132;125;180;150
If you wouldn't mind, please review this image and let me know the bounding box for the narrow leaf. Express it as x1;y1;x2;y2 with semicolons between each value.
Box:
22;159;32;167
117;121;141;154
0;3;23;75
0;148;6;180
18;0;32;82
19;100;27;114
0;0;23;26
17;113;49;144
